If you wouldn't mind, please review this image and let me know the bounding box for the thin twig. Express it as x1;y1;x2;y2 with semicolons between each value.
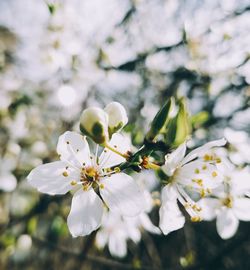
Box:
33;236;162;270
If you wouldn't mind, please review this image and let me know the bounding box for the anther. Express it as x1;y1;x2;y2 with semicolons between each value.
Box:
71;180;77;186
212;171;217;177
62;171;68;177
194;168;200;174
99;184;104;189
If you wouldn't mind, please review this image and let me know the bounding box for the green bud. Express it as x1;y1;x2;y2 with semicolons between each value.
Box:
79;107;109;144
165;98;191;146
146;97;174;142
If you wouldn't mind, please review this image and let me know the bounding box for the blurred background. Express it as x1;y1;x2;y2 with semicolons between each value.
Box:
0;0;250;269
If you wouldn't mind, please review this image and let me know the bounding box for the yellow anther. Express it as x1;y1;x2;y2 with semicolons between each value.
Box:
202;165;207;170
85;167;96;177
200;189;206;197
203;154;212;161
83;185;88;191
222;196;233;208
114;167;121;173
216;157;221;163
62;171;68;177
194;168;200;174
192;179;203;186
212;171;217;178
192;204;202;212
99;184;104;189
191;216;202;222
71;180;77;186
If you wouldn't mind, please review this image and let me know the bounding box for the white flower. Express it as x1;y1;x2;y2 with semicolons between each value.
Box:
104;102;128;135
199;166;250;239
79;107;109;144
27;131;144;237
96;208;160;258
159;138;226;235
224;128;250;165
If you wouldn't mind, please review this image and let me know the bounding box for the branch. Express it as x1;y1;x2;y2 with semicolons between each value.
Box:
33;236;161;270
99;40;184;72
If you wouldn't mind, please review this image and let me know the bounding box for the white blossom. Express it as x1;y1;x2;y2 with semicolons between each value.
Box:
27;131;144;237
159;138;226;235
199;165;250;239
96;207;160;258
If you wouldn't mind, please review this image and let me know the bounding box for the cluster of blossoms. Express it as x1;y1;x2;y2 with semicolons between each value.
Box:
27;101;250;257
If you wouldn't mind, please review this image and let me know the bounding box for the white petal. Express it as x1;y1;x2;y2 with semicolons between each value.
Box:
108;233;127;258
104;102;128;130
27;161;76;195
96;230;109;249
57;131;91;168
159;199;185;235
198;198;220;221
99;133;130;168
162;143;186;176
67;189;103;237
0;173;17;192
234;198;250;221
161;184;178;202
231;167;250;196
216;208;239;239
125;221;141;243
181;138;227;165
139;213;161;234
100;173;144;217
176;161;223;190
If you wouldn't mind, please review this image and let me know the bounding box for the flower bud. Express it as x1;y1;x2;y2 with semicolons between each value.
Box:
165;98;191;147
146;97;174;142
80;107;109;144
104;102;128;136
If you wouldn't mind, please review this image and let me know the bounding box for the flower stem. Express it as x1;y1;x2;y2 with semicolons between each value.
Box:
104;143;128;159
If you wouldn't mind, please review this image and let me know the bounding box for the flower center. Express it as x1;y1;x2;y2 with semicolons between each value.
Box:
222;196;233;208
80;166;100;190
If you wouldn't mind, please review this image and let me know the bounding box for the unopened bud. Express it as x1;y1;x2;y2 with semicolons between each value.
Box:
165;97;191;147
104;102;128;136
80;107;109;144
146;97;174;141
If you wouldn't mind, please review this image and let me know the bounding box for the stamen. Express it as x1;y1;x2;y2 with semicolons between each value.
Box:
62;171;68;177
99;183;104;189
194;168;200;174
212;171;217;178
202;165;207;170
